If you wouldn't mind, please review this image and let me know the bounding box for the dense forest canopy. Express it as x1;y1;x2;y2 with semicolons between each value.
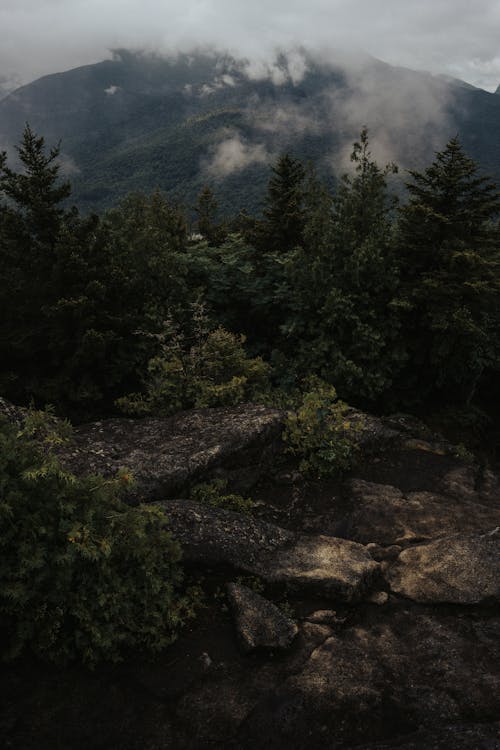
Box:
1;124;500;437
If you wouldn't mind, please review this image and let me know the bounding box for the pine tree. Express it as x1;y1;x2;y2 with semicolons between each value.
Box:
396;136;500;403
0;124;71;245
193;185;226;246
258;154;306;253
283;130;403;401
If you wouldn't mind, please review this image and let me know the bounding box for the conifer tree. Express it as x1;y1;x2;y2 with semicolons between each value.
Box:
283;130;402;401
258;154;306;253
396;136;500;403
193;185;226;246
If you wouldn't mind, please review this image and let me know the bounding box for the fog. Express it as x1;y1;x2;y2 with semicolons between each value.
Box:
1;0;500;92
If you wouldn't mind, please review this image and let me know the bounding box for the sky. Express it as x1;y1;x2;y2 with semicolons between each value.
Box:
1;0;500;94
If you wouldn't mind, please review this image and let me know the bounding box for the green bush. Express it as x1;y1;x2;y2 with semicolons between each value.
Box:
283;377;360;477
0;412;188;665
190;479;255;514
117;305;270;417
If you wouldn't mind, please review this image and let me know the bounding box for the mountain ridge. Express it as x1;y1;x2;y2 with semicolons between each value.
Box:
1;49;500;214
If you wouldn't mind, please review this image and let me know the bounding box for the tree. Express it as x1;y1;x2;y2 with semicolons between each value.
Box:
193;185;227;246
257;154;306;253
0;124;71;245
0;128;193;418
396;136;500;403
282;130;403;402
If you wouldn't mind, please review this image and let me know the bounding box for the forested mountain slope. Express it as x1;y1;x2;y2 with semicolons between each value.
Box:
1;49;500;214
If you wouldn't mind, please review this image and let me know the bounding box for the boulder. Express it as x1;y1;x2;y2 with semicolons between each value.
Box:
159;499;379;601
387;531;500;604
236;611;500;748
267;534;379;600
345;479;500;545
58;404;284;499
227;583;298;654
158;499;293;568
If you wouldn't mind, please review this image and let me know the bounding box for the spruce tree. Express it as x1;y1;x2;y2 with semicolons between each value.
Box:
283;130;402;401
258;154;306;253
396;136;500;403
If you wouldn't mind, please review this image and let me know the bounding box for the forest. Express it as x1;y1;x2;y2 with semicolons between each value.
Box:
1;124;499;431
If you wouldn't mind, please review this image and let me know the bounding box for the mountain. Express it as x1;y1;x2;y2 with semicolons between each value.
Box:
1;49;500;215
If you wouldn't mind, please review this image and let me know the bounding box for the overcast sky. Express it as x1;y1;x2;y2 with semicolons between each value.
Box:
1;0;500;92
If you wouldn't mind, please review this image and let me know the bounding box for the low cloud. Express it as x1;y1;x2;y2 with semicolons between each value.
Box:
325;59;455;172
57;153;80;176
2;1;500;92
204;131;270;177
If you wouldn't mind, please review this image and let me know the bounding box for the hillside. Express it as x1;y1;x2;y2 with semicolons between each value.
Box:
1;49;500;214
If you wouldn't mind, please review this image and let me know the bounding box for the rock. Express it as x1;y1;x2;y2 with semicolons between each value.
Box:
366;543;402;561
227;583;298;654
236;611;500;748
387;531;500;604
368;591;389;606
158;499;294;567
480;468;500;504
305;610;341;626
268;534;379;600
58;404;284;499
440;466;477;500
159;499;379;601
346;479;500;545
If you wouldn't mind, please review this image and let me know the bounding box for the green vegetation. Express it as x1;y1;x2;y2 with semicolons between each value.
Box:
116;304;270;417
2;123;500;662
283;378;360;478
0;410;189;664
2;123;500;425
190;479;255;514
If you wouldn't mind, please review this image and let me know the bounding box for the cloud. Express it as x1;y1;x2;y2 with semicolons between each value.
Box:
324;59;455;171
1;1;500;91
57;152;80;176
204;131;270;177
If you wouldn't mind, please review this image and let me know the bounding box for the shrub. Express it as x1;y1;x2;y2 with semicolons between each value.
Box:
117;304;270;417
190;479;255;514
0;412;188;665
283;377;360;477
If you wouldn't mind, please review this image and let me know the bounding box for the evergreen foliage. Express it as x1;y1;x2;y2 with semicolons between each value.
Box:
1;124;500;424
283;377;360;477
256;153;306;253
396;136;500;403
281;130;403;400
193;185;227;246
0;411;187;665
117;304;270;416
0;130;193;418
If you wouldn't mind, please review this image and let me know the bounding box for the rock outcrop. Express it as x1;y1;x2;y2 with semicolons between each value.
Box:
345;478;500;545
159;499;379;600
236;611;500;749
2;399;500;750
59;404;285;498
227;583;299;653
387;530;500;604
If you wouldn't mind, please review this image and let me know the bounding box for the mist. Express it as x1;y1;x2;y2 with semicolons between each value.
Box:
1;0;500;92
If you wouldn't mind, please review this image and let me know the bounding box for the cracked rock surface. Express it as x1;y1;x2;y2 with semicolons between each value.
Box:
1;401;499;750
